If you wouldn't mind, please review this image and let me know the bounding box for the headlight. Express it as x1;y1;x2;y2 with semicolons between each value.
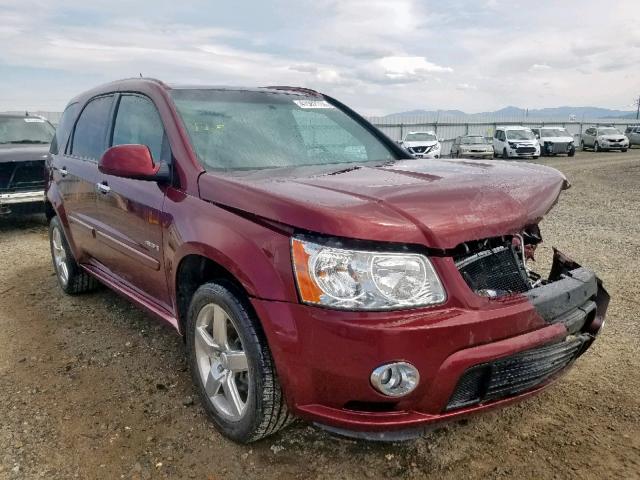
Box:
508;141;518;148
291;237;446;310
433;143;441;150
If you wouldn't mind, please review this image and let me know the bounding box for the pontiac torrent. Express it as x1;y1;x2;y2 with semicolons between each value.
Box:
46;78;609;443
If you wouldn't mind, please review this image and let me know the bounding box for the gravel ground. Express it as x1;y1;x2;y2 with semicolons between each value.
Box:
0;150;639;480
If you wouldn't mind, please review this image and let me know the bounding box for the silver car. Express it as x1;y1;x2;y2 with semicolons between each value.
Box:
450;135;494;159
580;126;629;152
624;125;640;148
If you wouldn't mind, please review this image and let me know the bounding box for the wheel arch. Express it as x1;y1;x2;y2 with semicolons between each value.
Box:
174;251;257;336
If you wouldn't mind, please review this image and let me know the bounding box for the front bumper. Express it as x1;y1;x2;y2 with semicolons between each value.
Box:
507;145;540;157
0;190;45;214
253;250;608;438
601;142;628;150
458;151;494;159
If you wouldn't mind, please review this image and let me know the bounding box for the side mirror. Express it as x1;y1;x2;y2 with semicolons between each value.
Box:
396;140;403;145
99;144;169;182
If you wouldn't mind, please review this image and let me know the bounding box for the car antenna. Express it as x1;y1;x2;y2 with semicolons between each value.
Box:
139;73;143;78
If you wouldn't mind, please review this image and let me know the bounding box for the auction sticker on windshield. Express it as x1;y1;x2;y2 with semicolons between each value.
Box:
293;100;335;109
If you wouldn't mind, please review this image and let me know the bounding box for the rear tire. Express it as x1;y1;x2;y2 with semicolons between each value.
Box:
49;216;99;295
186;282;293;443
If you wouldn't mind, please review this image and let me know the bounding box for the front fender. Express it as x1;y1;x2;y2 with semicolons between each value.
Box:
165;190;298;305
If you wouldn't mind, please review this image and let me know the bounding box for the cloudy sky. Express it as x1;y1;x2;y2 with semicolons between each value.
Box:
0;0;638;115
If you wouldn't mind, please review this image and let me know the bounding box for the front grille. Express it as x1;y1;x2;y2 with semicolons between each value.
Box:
446;335;588;411
516;146;536;154
552;142;568;153
0;161;45;193
409;146;429;154
456;245;530;296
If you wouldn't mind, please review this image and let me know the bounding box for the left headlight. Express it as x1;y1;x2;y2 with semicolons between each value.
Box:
291;237;446;310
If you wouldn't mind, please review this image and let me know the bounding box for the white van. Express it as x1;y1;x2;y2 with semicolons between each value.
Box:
493;126;540;159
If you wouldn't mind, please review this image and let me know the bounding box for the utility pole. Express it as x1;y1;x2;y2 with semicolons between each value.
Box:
635;96;640;120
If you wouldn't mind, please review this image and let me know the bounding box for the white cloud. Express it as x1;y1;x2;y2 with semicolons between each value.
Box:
0;0;639;114
529;64;552;72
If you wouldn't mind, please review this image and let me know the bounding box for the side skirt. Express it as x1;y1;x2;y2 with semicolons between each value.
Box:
81;263;180;333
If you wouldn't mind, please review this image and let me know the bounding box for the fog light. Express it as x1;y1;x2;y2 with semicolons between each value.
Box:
370;362;419;397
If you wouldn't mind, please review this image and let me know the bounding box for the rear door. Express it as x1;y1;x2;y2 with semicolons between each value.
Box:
92;93;171;308
55;95;115;262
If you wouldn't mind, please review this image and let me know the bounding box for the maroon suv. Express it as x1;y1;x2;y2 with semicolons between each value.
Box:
46;78;609;443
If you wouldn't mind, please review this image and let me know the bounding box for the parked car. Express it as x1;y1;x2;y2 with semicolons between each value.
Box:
399;131;442;158
580;126;629;152
46;79;609;443
450;135;494;159
493;126;540;159
531;127;576;157
0;113;54;215
624;125;640;148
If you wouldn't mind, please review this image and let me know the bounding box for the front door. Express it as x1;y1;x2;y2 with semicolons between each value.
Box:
92;94;171;309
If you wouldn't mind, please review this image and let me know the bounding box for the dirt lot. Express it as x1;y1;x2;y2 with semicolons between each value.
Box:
1;150;639;480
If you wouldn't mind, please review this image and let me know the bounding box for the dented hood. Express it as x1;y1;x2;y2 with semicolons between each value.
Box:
198;158;569;249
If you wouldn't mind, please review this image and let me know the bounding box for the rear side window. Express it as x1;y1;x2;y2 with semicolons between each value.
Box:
71;95;114;160
112;95;165;161
50;103;79;155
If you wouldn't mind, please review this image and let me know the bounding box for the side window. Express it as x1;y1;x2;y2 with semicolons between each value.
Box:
71;95;114;160
112;95;165;161
499;131;506;141
50;102;79;155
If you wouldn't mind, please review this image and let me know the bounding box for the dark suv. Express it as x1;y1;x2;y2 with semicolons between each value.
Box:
46;78;609;443
0;113;54;215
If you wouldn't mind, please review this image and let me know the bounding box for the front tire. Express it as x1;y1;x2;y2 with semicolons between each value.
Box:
49;216;99;294
594;141;600;152
622;148;628;152
580;140;586;151
186;282;292;443
502;148;509;159
568;148;576;157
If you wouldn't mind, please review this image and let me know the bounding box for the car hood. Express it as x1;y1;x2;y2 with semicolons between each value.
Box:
0;144;50;164
540;136;574;143
403;140;438;148
198;159;569;249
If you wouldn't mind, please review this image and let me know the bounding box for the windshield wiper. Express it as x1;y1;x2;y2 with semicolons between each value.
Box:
1;140;49;144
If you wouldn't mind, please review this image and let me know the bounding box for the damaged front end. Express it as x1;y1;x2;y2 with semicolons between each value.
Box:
445;229;610;411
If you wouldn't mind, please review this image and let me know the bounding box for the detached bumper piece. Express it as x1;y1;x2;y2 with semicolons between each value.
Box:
447;334;587;411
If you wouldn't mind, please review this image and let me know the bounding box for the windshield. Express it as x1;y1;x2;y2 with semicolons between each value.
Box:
404;132;436;142
541;128;569;137
598;128;620;135
506;129;535;140
460;136;489;144
0;117;55;144
170;89;397;171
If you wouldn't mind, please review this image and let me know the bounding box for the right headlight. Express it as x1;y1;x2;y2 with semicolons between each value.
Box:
291;237;446;310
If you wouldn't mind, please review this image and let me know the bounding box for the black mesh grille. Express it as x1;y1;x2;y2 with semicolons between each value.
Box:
516;146;536;153
0;161;45;193
456;246;530;296
446;335;587;411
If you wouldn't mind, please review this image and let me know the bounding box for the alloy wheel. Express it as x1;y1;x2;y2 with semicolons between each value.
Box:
51;226;69;286
194;303;250;421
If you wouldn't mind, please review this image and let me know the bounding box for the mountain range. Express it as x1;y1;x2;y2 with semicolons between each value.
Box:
385;106;638;120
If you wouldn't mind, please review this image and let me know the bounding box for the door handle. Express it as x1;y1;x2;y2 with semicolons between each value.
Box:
56;166;68;177
96;182;111;194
